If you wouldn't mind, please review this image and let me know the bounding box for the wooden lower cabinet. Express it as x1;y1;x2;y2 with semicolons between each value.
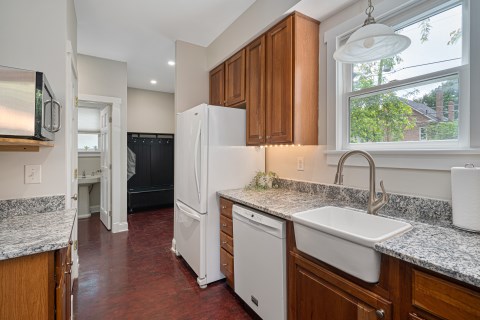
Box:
0;241;72;320
290;252;391;320
219;197;235;289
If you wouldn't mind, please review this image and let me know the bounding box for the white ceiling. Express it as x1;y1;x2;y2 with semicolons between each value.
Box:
75;0;358;94
75;0;256;93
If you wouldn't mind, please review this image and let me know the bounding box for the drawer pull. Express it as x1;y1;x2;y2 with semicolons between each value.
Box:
222;205;226;209
222;223;227;227
375;309;385;319
221;241;227;244
222;263;228;267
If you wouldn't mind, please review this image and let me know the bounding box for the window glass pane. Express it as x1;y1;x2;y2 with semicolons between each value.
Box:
352;5;462;91
78;107;100;131
78;133;99;151
349;75;459;144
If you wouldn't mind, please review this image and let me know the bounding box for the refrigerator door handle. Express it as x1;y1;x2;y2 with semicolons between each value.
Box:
193;121;202;203
176;201;201;221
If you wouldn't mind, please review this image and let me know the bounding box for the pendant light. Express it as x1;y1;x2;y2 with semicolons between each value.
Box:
333;0;411;63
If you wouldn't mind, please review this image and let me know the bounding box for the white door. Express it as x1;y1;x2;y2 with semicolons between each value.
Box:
100;106;112;230
176;104;208;213
67;56;79;283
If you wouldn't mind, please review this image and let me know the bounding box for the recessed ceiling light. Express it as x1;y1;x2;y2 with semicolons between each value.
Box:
150;80;157;84
168;60;175;66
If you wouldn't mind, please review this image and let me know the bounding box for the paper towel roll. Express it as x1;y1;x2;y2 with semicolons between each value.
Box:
451;165;480;232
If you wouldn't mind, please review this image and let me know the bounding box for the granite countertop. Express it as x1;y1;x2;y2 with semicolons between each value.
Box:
218;188;480;288
0;209;76;260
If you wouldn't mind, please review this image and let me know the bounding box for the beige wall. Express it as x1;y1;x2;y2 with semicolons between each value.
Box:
127;88;174;134
207;0;300;70
266;146;453;200
266;0;480;201
175;41;209;114
77;54;128;228
0;0;75;200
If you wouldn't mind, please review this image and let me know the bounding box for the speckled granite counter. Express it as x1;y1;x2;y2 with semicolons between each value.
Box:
218;185;480;288
0;209;76;260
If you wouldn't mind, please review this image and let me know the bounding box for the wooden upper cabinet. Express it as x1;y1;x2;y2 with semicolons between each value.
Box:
265;13;319;145
246;36;266;145
266;16;293;144
209;64;224;106
225;49;246;107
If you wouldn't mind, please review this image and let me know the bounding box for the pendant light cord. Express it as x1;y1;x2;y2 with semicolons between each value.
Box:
364;0;376;26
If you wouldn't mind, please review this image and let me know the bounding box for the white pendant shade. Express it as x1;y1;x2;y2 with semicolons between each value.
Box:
334;23;411;63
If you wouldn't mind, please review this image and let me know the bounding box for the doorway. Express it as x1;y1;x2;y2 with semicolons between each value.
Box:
76;95;122;232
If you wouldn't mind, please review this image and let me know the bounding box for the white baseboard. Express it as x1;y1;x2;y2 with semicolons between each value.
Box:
78;213;91;219
112;222;128;233
89;205;100;213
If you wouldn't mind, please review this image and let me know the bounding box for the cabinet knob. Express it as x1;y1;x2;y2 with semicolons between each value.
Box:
222;263;228;267
266;136;271;139
221;205;226;209
222;223;227;227
259;136;262;139
221;241;227;244
375;309;385;319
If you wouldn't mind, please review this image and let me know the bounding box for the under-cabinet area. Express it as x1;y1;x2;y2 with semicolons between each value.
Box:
218;182;480;320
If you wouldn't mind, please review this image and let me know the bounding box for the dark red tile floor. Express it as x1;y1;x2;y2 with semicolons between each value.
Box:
73;208;254;320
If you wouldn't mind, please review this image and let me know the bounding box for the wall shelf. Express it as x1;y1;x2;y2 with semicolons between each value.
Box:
0;138;54;152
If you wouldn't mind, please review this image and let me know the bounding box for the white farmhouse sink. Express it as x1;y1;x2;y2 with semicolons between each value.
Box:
292;206;412;283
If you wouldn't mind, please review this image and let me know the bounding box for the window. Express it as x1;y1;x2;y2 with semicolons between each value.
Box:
338;1;469;150
78;107;100;152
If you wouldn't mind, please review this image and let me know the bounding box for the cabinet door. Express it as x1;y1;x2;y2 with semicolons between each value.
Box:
246;36;266;145
295;266;380;320
225;49;246;106
266;16;293;144
209;64;225;106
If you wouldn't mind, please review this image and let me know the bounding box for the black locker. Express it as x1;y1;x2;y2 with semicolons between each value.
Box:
127;132;174;212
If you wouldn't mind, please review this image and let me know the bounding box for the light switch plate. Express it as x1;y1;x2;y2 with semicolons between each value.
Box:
297;157;305;171
25;165;41;184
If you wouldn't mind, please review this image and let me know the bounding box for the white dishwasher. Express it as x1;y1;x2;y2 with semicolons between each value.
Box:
233;204;286;320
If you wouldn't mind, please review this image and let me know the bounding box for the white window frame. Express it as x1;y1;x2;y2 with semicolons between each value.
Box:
324;0;480;170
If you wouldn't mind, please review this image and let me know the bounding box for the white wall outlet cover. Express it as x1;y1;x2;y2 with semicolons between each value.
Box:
297;157;305;171
25;165;41;184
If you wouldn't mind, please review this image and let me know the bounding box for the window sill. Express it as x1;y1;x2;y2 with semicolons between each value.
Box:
326;149;480;171
78;151;100;158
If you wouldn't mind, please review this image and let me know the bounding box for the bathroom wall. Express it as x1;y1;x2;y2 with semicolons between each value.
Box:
78;157;100;209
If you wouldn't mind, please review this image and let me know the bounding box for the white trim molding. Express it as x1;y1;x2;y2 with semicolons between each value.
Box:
78;94;127;233
323;0;478;170
112;222;129;233
326;149;480;171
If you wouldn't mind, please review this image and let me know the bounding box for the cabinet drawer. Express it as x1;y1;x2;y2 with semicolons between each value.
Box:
220;215;233;237
219;198;233;219
220;231;234;255
220;248;234;288
412;269;480;320
408;314;426;320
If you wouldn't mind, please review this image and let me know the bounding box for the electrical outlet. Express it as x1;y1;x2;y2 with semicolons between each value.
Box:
297;157;305;171
25;165;41;184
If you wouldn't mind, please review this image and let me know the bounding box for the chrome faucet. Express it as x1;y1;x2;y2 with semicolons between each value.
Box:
334;150;389;215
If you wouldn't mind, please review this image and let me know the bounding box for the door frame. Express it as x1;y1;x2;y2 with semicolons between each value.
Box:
78;94;125;233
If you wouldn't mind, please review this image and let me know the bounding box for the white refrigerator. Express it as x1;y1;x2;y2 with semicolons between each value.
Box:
173;104;265;288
